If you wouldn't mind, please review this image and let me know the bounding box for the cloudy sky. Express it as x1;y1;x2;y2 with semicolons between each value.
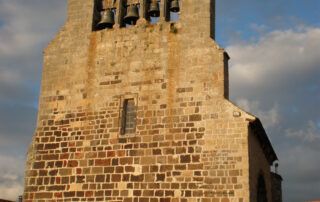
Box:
0;0;319;201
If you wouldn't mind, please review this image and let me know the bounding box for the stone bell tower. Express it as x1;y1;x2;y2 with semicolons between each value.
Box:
23;0;282;201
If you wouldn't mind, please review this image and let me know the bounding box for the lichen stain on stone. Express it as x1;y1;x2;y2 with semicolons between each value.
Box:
166;31;181;124
85;32;98;102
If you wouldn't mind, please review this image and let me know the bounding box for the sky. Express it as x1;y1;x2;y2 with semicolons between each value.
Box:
0;0;319;201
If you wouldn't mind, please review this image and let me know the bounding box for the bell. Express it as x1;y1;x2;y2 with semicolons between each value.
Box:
148;0;160;17
124;5;139;25
170;0;180;13
97;9;115;29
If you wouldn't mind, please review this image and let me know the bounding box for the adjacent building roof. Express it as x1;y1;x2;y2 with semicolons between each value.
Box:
0;199;14;202
250;118;278;165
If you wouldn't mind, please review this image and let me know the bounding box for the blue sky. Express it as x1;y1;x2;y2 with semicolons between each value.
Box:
217;0;320;46
0;1;319;201
217;1;320;201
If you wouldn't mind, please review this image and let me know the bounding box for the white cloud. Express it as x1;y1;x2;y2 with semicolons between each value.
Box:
227;27;320;202
0;1;67;57
0;68;22;85
228;27;320;91
0;1;66;200
286;121;320;143
0;183;23;201
0;1;67;104
279;144;320;201
0;155;25;200
250;23;269;34
236;98;280;128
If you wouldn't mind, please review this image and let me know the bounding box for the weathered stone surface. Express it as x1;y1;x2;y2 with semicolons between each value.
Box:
23;0;280;201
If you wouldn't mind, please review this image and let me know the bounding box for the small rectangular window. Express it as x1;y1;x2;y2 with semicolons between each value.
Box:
121;99;137;135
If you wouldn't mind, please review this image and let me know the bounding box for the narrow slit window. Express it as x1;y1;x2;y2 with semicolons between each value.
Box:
121;99;137;135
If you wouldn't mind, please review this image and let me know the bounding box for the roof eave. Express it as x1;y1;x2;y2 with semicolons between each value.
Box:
249;118;278;165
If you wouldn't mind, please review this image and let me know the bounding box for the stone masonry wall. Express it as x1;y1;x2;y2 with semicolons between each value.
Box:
248;128;273;202
23;0;273;201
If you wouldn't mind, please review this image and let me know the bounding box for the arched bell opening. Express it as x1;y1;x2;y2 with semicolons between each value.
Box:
93;0;117;31
257;174;268;202
147;0;160;24
124;4;140;27
123;0;140;27
164;0;180;22
97;8;116;30
92;0;102;31
92;0;180;30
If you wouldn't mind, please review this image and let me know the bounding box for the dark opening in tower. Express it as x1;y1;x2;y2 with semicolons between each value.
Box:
148;0;160;24
166;0;180;22
93;0;117;31
121;99;137;135
124;2;140;27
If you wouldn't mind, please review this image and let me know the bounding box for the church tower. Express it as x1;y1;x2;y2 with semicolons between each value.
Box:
23;0;282;201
